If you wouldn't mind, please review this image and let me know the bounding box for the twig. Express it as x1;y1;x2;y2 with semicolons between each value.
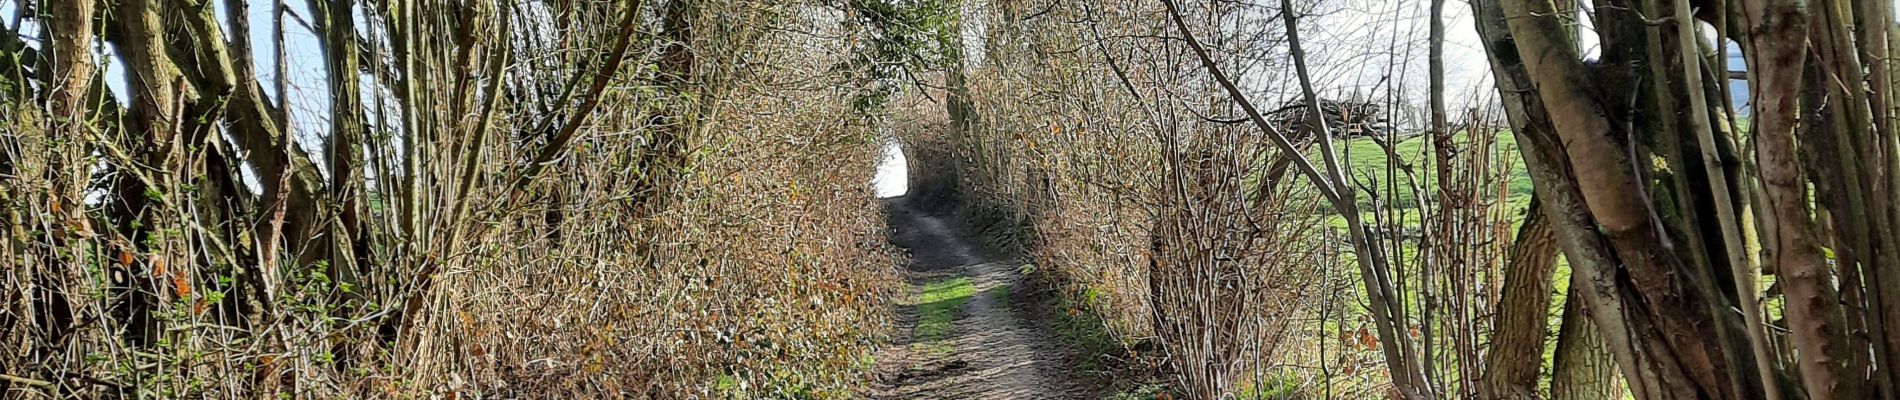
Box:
0;373;53;388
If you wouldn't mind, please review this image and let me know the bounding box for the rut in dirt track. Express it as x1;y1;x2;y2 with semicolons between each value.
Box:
868;196;1089;399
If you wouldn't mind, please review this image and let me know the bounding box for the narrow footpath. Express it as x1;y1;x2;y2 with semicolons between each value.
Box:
869;196;1088;399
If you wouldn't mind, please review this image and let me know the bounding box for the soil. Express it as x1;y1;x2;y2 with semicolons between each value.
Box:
868;196;1091;399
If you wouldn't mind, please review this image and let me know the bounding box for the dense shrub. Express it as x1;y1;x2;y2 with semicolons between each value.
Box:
3;1;902;397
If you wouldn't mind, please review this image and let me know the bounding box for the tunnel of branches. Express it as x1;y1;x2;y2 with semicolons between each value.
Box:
10;0;1900;398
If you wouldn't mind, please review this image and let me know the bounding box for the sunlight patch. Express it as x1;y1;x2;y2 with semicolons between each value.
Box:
872;139;909;198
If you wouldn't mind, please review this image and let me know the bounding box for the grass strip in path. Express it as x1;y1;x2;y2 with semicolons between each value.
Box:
913;276;974;355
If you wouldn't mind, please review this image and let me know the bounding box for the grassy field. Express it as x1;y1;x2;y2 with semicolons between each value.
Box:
1337;130;1535;204
1297;130;1537;230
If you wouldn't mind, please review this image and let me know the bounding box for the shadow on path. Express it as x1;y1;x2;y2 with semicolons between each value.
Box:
868;196;1088;399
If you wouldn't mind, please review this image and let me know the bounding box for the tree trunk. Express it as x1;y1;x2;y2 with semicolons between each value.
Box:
314;0;372;297
1492;0;1769;396
37;0;98;353
633;0;699;213
1478;198;1557;400
1551;283;1623;400
1741;0;1859;397
1470;0;1651;393
110;0;194;347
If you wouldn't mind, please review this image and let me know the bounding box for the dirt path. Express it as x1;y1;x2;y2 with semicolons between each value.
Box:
869;197;1088;399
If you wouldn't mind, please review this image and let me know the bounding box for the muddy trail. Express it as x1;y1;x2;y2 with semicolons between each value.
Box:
868;196;1091;399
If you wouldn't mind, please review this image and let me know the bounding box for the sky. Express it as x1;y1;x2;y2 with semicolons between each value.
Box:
1295;0;1761;120
0;0;1800;160
3;0;348;161
873;139;910;198
0;0;1766;197
1303;0;1497;107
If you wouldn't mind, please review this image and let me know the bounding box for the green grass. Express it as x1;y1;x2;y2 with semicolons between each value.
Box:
1334;131;1534;201
991;283;1012;309
1050;286;1131;372
913;277;974;355
1107;384;1170;400
1236;369;1308;399
1304;131;1537;231
709;368;832;400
